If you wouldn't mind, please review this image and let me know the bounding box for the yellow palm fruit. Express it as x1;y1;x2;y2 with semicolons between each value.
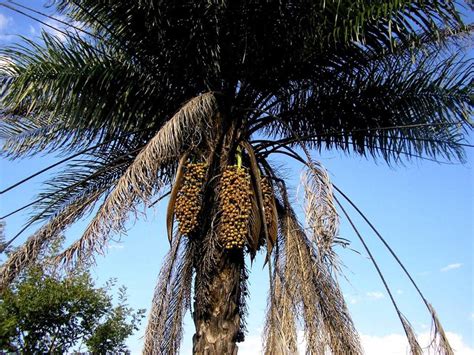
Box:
218;165;252;250
175;162;208;236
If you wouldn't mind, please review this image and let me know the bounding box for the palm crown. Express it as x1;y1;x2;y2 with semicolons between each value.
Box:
0;1;472;353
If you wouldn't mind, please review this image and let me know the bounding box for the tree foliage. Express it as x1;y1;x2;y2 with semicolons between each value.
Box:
0;266;144;353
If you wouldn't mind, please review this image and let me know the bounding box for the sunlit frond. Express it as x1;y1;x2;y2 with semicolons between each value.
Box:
1;32;166;155
302;163;339;267
0;114;64;158
54;92;218;268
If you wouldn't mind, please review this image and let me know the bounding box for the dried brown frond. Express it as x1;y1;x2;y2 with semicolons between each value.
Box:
281;208;326;353
400;315;423;355
261;177;278;249
263;266;298;355
274;187;362;354
427;303;454;355
301;164;339;267
266;122;339;263
246;186;261;259
0;191;101;291
54;93;218;268
242;141;274;257
143;235;194;354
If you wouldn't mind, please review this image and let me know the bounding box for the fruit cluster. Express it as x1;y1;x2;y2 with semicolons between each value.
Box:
218;165;252;250
175;162;207;235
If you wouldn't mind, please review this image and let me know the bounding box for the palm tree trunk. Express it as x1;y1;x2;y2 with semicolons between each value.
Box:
192;253;244;355
192;116;245;354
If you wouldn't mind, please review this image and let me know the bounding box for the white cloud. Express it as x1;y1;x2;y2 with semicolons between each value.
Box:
420;323;429;330
441;263;462;272
107;244;125;250
361;333;409;355
230;332;474;355
41;17;68;42
366;291;385;300
0;13;13;31
0;13;14;41
40;16;86;42
362;332;474;355
237;332;264;355
29;25;37;35
349;297;359;305
344;293;360;305
346;291;388;303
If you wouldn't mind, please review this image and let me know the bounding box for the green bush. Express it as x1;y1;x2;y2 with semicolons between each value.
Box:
0;266;145;353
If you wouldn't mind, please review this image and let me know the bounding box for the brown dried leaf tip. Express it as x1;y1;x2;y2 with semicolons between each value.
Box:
219;165;252;250
175;162;207;235
261;178;272;222
260;177;277;238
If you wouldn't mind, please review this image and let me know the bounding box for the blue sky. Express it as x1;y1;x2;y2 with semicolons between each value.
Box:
0;2;473;354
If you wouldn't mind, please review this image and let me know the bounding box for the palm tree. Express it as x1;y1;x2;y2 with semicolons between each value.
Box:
0;0;472;353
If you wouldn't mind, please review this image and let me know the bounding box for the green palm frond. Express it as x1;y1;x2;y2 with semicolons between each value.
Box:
1;33;162;152
0;110;155;159
51;1;466;85
0;148;135;249
258;51;472;162
0;114;62;157
0;189;102;291
26;148;139;224
359;23;473;64
2;2;471;163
